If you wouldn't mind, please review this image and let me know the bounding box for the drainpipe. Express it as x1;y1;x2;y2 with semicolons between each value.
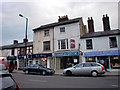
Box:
108;56;111;72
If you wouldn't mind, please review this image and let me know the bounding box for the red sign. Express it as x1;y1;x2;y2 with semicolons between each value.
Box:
70;39;75;48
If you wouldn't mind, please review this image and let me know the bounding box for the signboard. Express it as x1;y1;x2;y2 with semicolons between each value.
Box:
18;53;52;59
70;39;75;48
84;50;120;57
41;58;47;61
55;52;79;56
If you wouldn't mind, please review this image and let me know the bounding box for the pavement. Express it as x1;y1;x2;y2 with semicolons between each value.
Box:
14;69;120;76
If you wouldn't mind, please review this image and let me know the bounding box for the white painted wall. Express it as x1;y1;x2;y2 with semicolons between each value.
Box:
54;22;80;51
80;35;120;53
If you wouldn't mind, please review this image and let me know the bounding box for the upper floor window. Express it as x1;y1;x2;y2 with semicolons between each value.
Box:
43;41;50;51
109;37;117;48
60;27;65;33
44;30;49;36
86;39;93;49
58;39;68;50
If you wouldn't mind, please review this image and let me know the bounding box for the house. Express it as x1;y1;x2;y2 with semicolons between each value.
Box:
0;39;33;69
80;15;120;70
33;15;86;69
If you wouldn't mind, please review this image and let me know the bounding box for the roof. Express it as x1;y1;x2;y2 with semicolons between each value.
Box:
33;17;82;31
81;29;120;39
0;41;33;50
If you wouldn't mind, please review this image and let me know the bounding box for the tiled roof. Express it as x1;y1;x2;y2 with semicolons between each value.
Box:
0;41;33;50
81;29;120;39
33;17;82;31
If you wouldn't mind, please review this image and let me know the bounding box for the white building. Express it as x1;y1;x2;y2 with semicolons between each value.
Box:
80;15;120;70
33;15;87;69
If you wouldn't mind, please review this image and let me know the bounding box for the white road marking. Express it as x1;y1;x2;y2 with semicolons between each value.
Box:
112;85;118;87
29;79;47;82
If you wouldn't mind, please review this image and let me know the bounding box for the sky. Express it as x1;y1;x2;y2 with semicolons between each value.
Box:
0;0;120;46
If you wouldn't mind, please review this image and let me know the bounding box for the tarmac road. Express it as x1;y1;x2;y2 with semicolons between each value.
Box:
11;72;120;89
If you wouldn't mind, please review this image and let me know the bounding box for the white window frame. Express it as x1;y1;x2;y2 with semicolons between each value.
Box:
58;39;68;50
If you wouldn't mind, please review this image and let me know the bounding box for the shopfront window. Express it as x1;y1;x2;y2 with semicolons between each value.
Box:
110;56;120;68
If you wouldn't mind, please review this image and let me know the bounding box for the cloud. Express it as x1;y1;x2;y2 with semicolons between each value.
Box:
1;0;119;45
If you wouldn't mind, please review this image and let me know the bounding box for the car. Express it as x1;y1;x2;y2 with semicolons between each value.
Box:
0;64;9;73
23;64;55;75
63;62;106;77
0;71;20;90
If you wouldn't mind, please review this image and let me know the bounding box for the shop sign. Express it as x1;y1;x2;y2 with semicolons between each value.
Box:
84;50;120;57
70;39;75;48
55;52;79;56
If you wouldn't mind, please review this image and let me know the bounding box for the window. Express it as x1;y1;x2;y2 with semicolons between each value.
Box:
44;30;49;36
58;39;68;50
109;37;117;48
83;63;91;67
60;27;65;33
86;39;93;49
43;41;50;51
11;49;14;55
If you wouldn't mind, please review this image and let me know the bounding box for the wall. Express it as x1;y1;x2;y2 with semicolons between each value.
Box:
33;27;54;54
54;22;81;51
80;35;120;53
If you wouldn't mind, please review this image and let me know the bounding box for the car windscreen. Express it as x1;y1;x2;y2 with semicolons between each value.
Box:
0;74;17;89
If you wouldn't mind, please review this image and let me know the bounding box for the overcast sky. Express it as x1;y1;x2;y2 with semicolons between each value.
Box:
0;0;119;46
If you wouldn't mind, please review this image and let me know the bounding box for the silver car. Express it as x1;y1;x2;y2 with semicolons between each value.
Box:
63;62;106;77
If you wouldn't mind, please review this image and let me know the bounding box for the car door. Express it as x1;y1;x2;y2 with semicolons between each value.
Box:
82;63;92;75
32;65;40;74
72;63;84;75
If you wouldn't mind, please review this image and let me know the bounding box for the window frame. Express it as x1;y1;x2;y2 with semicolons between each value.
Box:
60;27;65;33
43;41;50;51
86;39;93;49
58;39;68;50
44;30;50;36
109;37;117;48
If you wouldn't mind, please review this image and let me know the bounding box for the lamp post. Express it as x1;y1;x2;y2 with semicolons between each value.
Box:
19;14;28;67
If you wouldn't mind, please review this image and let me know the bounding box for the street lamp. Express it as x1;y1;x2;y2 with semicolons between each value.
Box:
19;14;28;67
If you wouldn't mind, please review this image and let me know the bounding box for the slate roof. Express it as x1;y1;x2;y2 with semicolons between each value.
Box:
33;17;82;31
0;41;33;50
81;29;120;39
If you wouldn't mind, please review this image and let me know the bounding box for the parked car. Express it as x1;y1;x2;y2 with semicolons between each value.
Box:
63;62;106;77
0;71;20;90
23;64;55;75
0;64;9;73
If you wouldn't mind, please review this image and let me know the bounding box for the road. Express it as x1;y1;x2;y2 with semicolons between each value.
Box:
11;72;119;89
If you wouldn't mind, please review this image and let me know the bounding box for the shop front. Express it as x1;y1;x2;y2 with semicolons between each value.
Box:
55;52;79;69
18;53;52;69
84;50;120;70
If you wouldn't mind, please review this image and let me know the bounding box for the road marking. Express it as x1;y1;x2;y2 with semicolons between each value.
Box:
112;85;118;87
29;79;47;82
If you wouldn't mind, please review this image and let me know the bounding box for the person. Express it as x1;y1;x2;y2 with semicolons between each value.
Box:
100;59;104;65
100;59;107;71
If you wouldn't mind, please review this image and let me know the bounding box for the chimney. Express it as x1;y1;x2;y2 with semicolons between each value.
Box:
58;15;69;22
13;40;18;44
87;17;94;33
102;14;111;31
23;38;28;43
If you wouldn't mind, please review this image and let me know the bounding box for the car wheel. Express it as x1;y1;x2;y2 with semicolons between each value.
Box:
66;70;72;76
91;71;98;77
42;71;46;75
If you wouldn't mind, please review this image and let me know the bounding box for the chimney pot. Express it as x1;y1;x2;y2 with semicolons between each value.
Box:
13;40;18;44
